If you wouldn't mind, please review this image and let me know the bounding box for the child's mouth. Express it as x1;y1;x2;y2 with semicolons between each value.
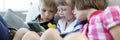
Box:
45;18;50;21
60;16;65;19
74;14;77;17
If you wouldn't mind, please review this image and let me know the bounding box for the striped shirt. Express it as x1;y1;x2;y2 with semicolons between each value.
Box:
81;6;120;40
57;19;86;34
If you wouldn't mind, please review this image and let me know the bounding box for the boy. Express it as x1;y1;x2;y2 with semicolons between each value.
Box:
32;0;57;30
13;0;58;40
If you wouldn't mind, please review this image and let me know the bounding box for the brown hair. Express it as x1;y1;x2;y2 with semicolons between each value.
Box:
55;0;75;8
75;0;108;10
40;0;57;11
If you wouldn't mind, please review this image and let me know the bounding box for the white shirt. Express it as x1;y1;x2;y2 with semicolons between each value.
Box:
57;19;83;34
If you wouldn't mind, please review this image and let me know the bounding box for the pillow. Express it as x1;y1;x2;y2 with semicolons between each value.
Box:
3;9;29;30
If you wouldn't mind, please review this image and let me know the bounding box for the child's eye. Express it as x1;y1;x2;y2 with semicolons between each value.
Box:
49;10;54;13
58;9;60;12
42;9;46;12
62;8;66;11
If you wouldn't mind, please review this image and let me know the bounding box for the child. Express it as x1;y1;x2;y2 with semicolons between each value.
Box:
28;0;58;35
55;0;87;37
13;0;57;40
65;0;120;40
32;0;57;30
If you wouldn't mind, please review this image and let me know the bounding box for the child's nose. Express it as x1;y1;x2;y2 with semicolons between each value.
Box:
58;11;63;15
45;12;49;17
72;10;74;14
72;10;76;14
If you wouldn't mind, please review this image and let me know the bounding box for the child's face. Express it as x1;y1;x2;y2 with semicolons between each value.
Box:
39;6;56;22
57;5;75;21
73;7;87;21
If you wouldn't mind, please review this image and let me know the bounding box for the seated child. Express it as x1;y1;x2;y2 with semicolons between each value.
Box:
13;0;58;40
65;0;120;40
30;0;58;31
56;0;87;37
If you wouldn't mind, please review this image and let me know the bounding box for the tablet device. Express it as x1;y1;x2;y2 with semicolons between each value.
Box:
27;21;43;32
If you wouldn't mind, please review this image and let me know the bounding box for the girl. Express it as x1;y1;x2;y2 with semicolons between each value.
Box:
66;0;120;40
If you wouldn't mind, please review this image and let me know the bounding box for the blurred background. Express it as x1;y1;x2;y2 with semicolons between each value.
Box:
0;0;120;22
0;0;40;21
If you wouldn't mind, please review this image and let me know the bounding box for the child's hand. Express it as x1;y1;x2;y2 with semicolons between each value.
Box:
9;30;16;38
37;32;43;36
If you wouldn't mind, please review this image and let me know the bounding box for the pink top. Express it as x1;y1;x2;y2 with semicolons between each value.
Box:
81;6;120;40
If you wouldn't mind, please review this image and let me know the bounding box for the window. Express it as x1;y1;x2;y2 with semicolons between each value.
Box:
0;0;31;11
0;0;4;11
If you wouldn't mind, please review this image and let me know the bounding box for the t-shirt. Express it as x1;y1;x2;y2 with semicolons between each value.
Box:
34;14;56;30
81;6;120;40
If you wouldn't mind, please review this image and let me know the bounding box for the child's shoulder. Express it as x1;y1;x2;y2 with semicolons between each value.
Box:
98;6;120;28
92;6;120;17
101;5;120;16
104;6;120;12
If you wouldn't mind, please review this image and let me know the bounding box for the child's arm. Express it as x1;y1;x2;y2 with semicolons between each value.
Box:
110;25;120;40
103;6;120;40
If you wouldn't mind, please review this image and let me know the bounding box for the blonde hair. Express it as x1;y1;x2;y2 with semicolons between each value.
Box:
39;0;57;12
75;0;108;10
55;0;75;8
